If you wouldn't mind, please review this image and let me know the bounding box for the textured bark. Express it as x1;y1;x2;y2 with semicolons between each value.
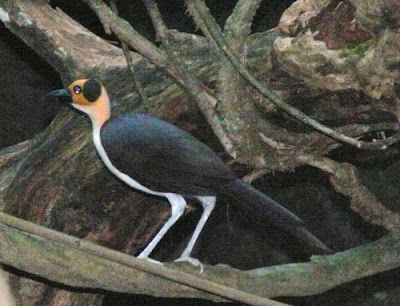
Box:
1;217;400;302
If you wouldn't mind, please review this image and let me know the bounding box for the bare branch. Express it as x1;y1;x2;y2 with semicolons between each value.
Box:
83;0;166;68
299;155;400;233
0;211;289;306
188;0;400;150
0;0;127;81
109;0;149;108
225;0;264;42
1;212;400;301
142;0;168;40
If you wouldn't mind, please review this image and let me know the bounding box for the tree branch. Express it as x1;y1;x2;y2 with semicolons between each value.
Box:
83;0;166;68
299;155;400;233
0;211;288;306
109;0;149;109
188;0;400;150
225;0;264;42
142;0;168;40
1;211;400;301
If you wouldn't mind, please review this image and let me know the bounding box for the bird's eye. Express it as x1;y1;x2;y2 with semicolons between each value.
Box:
73;86;81;94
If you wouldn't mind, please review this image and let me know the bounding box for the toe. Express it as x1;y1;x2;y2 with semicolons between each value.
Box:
175;256;204;273
137;255;163;265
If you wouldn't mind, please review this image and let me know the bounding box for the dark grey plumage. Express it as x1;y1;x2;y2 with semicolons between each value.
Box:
101;113;330;253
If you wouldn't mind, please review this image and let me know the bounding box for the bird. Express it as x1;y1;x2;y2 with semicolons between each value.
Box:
45;78;330;269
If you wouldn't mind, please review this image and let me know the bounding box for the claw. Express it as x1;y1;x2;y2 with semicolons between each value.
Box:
137;254;163;266
175;256;204;273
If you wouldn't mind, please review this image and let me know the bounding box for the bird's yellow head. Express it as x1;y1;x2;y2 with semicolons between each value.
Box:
68;79;102;106
46;79;111;128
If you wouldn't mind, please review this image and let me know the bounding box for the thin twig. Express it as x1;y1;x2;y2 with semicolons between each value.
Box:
109;0;149;109
189;0;399;150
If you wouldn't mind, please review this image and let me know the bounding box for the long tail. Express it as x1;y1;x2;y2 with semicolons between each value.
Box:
221;178;331;253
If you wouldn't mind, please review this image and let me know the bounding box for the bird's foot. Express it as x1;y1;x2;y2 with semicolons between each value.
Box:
174;256;204;273
137;254;163;266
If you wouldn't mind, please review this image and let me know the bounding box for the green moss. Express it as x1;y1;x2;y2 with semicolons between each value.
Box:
344;41;371;65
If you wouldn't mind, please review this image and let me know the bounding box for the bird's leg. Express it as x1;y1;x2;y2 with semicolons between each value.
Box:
137;193;186;262
175;196;216;272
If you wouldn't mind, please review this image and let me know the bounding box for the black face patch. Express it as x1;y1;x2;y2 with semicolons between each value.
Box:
82;79;102;102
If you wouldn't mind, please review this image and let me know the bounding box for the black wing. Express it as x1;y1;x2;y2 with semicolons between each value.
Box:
101;113;237;196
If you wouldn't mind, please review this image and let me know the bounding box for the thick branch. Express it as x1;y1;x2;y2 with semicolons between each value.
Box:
0;212;285;306
1;212;400;301
0;0;128;81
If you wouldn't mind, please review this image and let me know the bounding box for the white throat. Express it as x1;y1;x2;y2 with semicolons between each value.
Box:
72;88;111;131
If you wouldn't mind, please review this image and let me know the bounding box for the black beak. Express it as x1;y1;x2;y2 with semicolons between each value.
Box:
42;88;72;103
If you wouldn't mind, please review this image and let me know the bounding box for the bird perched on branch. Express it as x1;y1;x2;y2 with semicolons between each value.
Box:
45;79;330;270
